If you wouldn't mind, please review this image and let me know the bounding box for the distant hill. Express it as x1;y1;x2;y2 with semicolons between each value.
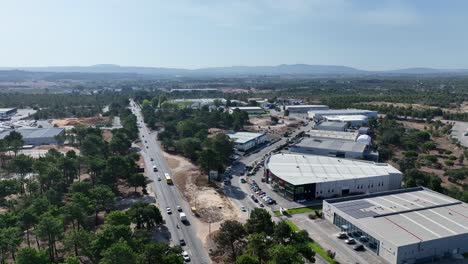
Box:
1;64;468;77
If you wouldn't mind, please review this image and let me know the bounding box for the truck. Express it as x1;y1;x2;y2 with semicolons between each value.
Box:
179;212;187;222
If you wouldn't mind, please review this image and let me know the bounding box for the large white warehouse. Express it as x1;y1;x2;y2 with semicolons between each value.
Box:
308;109;378;120
323;114;369;126
285;105;329;113
323;187;468;264
265;153;402;201
0;128;65;146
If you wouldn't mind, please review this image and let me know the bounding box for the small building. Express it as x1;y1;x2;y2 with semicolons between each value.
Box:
314;121;348;131
307;130;359;142
226;132;267;151
323;115;369;127
265;153;402;201
358;127;369;135
228;106;265;115
285;105;329;113
323;187;468;264
308;109;378;120
0;108;17;120
290;138;368;160
0;128;65;146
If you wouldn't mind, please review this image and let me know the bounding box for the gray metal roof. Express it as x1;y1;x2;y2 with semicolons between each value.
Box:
315;121;348;129
226;132;265;144
292;138;367;153
327;188;468;246
307;130;359;141
267;153;401;186
0;128;64;140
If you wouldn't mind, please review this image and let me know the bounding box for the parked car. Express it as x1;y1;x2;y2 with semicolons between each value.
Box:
166;207;172;214
240;206;247;212
336;232;347;239
345;238;356;244
177;206;182;212
259;203;264;207
240;178;246;183
179;238;186;246
353;244;365;251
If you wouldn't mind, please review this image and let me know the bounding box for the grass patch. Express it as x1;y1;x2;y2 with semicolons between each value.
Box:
285;205;322;215
284;220;301;232
310;242;338;264
273;210;282;216
284;220;338;264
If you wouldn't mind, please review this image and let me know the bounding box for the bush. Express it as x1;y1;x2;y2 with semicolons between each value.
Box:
308;214;316;220
445;150;453;155
448;155;457;160
445;160;454;166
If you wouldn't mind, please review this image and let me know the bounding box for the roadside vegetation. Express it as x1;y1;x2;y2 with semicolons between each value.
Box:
138;96;249;173
0;99;184;264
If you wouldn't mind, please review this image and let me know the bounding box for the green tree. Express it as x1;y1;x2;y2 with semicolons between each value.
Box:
246;208;274;235
105;211;131;226
244;233;270;262
64;229;94;258
0;227;22;263
4;131;24;157
100;240;137;264
127;174;147;193
61;256;81;264
35;213;63;261
15;248;50;264
273;221;294;244
19;207;37;248
140;242;183;264
214;220;247;261
268;244;303;264
127;202;163;230
90;185;115;226
236;254;260;264
198;148;221;173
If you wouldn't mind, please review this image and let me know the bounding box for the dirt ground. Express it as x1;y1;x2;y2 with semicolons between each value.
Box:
367;101;467;114
163;152;246;244
246;116;302;137
33;145;81;155
102;129;113;142
52;116;110;127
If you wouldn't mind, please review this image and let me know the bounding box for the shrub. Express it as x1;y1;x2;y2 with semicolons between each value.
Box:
308;214;316;220
445;160;454;166
445;150;453;155
448;155;457;160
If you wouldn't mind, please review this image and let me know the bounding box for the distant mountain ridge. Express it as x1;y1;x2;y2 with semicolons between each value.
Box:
1;64;468;76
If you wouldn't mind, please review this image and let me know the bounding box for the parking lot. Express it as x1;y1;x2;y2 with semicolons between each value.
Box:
450;120;468;148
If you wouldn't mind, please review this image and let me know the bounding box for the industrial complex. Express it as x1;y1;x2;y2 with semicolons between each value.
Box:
307;130;360;142
265;153;402;201
323;187;468;264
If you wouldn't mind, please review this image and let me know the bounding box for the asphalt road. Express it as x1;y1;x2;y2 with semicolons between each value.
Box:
449;120;468;148
130;100;211;264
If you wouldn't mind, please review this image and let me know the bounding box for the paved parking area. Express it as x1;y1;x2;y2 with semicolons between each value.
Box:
292;214;387;264
450;120;468;148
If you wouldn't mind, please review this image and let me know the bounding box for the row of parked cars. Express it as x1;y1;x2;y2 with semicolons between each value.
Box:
250;180;276;205
336;232;365;251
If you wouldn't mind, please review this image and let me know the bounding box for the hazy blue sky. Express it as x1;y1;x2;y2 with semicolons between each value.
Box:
1;0;467;70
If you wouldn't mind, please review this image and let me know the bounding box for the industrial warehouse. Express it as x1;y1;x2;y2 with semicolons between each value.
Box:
290;137;378;161
0;128;65;146
265;153;402;201
228;106;265;115
285;104;329;113
226;131;267;151
308;109;378;120
323;187;468;264
307;130;360;142
0;108;18;120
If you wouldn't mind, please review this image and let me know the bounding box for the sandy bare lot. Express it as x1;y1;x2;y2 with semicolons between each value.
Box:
52;116;110;127
163;152;246;244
